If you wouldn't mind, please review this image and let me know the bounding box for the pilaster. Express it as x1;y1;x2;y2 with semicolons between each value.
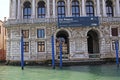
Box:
53;0;56;18
115;0;120;17
17;0;21;19
47;0;50;18
102;0;107;17
96;0;101;16
32;0;36;18
81;0;86;16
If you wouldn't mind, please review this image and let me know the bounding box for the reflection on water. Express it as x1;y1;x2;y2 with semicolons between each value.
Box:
0;64;120;80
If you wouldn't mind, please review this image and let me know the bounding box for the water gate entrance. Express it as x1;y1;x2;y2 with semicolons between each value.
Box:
56;30;69;59
87;30;100;58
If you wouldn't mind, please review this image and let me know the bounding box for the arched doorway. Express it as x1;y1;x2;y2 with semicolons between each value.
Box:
87;30;100;58
56;30;69;59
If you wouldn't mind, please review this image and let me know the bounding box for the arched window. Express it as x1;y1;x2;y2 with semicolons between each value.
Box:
38;1;46;18
72;0;80;17
86;0;94;16
106;0;113;17
23;1;31;19
57;1;65;18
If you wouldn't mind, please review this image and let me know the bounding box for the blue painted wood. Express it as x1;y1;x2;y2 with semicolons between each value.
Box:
21;36;24;70
51;35;55;69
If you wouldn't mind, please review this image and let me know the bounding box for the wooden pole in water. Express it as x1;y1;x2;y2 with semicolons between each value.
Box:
21;35;24;70
51;35;55;69
60;38;63;69
115;40;119;68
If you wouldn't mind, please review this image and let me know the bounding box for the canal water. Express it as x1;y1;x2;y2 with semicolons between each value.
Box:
0;64;120;80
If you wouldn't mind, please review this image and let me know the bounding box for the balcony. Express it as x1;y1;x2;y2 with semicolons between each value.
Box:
99;17;120;23
4;17;120;26
5;18;57;25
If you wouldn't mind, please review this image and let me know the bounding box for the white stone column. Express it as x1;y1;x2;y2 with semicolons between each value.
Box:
32;0;35;18
116;0;120;17
67;0;71;17
53;0;56;18
102;0;107;17
12;0;16;19
17;0;21;19
81;0;86;16
96;0;101;16
47;0;50;18
9;0;12;19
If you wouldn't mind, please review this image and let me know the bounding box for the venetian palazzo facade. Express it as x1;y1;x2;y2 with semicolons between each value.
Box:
5;0;120;62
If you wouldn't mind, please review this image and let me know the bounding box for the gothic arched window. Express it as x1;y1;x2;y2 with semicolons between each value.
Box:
57;1;65;18
23;1;31;19
38;1;46;18
72;0;80;17
106;0;113;17
86;0;94;16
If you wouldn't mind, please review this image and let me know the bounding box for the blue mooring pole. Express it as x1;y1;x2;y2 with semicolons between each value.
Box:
21;36;24;70
51;35;55;69
60;39;63;69
115;40;119;68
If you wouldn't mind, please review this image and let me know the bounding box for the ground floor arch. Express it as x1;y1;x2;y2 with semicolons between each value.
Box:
56;30;69;59
87;30;100;58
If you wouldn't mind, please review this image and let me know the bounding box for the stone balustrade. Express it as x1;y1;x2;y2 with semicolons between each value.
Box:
99;17;120;23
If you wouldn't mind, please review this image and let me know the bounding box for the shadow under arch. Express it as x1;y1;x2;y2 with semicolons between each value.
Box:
87;29;100;58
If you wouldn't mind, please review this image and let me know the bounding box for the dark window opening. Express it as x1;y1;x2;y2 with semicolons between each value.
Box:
23;1;31;19
57;1;65;18
22;30;29;38
86;0;94;16
72;0;80;17
106;0;113;17
37;41;45;52
24;42;29;52
111;28;118;36
38;1;46;18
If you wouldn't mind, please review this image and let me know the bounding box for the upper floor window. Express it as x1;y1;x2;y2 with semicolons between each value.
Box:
23;1;31;19
86;0;94;16
24;42;29;52
37;29;45;38
37;41;45;52
106;0;113;17
72;0;80;17
57;1;65;18
37;1;46;18
22;30;29;38
111;28;118;36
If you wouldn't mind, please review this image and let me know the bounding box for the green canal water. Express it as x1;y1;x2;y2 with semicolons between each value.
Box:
0;64;120;80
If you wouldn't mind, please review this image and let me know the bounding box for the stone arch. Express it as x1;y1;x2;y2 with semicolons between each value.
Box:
55;29;71;59
87;29;100;56
22;0;32;5
36;0;47;7
85;28;103;38
55;28;71;38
